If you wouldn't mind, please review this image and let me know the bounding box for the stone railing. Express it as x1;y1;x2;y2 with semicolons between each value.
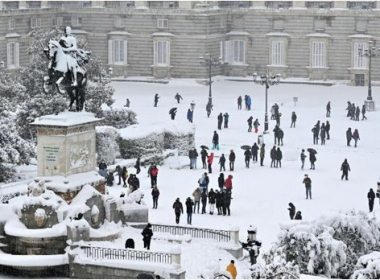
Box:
151;224;239;243
80;245;181;267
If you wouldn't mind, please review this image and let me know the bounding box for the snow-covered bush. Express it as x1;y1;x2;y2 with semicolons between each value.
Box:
96;126;120;164
265;210;380;278
251;252;300;279
97;108;137;129
352;252;380;279
118;131;165;159
164;131;195;156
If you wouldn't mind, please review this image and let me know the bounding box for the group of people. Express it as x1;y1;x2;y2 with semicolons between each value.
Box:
346;101;367;121
247;117;260;133
237;95;252;110
287;202;302;220
311;120;331;145
346;127;361;147
217;112;229;129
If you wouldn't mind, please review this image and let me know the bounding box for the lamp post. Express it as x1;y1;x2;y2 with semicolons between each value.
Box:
252;72;281;134
359;40;379;111
199;53;222;108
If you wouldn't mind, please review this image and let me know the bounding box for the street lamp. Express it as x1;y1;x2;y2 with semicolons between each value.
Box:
359;40;379;111
252;72;281;134
199;53;222;108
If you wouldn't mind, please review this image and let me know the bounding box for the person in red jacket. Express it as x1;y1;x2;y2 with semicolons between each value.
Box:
207;153;214;174
224;175;233;192
148;165;159;188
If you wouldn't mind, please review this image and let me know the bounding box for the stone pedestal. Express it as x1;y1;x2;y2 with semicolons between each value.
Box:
365;100;375;111
32;112;100;177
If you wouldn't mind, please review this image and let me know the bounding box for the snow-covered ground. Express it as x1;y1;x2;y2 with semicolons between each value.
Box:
110;78;380;262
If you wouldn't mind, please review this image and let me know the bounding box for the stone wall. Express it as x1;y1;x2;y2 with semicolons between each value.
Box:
6;235;67;255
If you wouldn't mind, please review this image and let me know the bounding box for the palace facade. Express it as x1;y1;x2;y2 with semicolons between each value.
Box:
1;1;380;85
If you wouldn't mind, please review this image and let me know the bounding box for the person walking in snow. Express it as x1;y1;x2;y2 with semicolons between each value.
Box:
340;158;351;180
148;165;159;188
189;148;198;169
134;157;141;174
201;148;208;169
312;125;319;145
325;121;331;140
223;190;232;216
208;188;216;214
217;113;223;130
270;146;276;168
215;190;223;215
172;198;183;224
141;223;153;250
247;116;253;132
253;118;260;133
223;113;229;128
309;150;316;170
185;197;194;224
355;106;360;121
278;128;284;146
206;102;213;118
326;101;331;118
218;173;225;192
237;96;242;110
207;153;214;174
251;143;259;163
121;166;128;186
288;202;296;220
224;175;233;193
226;260;237;279
362;104;367;120
219;154;226;172
353;129;360;148
244;149;252;168
229;150;236;171
175;92;183;104
300;149;307;170
187;108;193;123
192;187;201;214
169;108;177;120
198;172;209;192
275;147;282;168
320;123;326;145
106;171;114;186
115;165;122;185
346;127;353;147
260;144;265;166
290;112;297;128
303;174;312;200
151;186;160;209
368;188;376;212
154;93;159;107
201;189;208;214
212;131;219;150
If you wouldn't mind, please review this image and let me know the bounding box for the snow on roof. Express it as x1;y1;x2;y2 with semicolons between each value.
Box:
348;34;373;39
42;171;104;193
0;251;68;267
226;31;250;36
4;218;67;238
151;32;175;37
32;111;100;127
119;122;194;140
306;33;332;38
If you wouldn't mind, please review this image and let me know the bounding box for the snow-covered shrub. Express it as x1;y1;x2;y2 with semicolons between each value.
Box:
118;131;165;159
96;126;120;164
251;252;300;279
97;108;137;129
164;131;195;156
352;252;380;279
266;210;380;278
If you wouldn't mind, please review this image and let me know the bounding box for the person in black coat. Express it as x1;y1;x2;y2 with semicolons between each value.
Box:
215;190;223;215
175;93;183;104
218;173;225;191
312;125;319;145
172;198;183;224
217;113;223;130
325;121;331;140
368;188;376;212
362;104;367;120
341;158;351;180
273;125;280;145
260;144;265;167
244;149;252;168
219;154;226;171
223;113;229;128
154;93;159;107
326;101;331;117
229;150;236;171
201;148;208;169
320;123;326;145
212;131;219;150
201;189;208;214
288;203;296;220
251;143;259;162
275;147;282;168
141;223;153;250
223;191;231;216
135;157;141;174
106;172;114;186
208;189;216;214
290;112;297;128
309;151;316;170
185;197;194;224
270;146;277;168
247;116;253;132
237;96;242;110
278;128;284;146
346;128;352;146
295;211;302;220
151;186;160;209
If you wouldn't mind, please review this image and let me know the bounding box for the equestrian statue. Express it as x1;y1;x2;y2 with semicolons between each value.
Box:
43;26;91;111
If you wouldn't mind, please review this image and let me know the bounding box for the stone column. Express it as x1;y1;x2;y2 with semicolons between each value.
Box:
229;227;240;244
170;247;181;269
334;1;347;8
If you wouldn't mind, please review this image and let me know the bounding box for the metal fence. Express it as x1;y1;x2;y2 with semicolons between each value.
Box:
151;224;231;242
81;246;173;264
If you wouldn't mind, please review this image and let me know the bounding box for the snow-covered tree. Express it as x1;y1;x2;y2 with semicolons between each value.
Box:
0;98;35;182
96;126;120;165
251;252;300;279
352;252;380;279
97;108;137;128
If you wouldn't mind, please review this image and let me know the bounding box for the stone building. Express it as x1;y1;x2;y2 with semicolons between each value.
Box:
1;0;380;84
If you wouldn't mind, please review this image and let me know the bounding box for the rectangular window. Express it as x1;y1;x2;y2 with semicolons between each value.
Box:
305;1;334;9
28;1;42;9
220;40;245;64
271;40;285;66
4;1;19;10
353;42;368;69
108;40;128;65
232;40;245;64
265;1;293;9
53;17;63;28
154;40;170;66
311;41;326;68
347;1;376;9
7;42;19;69
31;18;42;29
8;18;15;30
157;19;168;29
